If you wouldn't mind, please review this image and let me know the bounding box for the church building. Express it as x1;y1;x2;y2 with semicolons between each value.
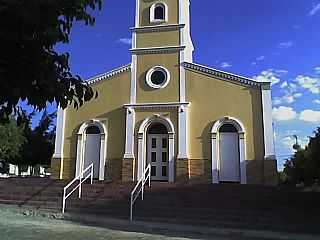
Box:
51;0;278;185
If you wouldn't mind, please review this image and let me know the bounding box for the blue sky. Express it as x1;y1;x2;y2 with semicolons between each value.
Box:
31;0;320;170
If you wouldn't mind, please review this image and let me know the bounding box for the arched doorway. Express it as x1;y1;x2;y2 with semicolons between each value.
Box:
137;115;175;182
211;117;246;184
218;124;240;183
76;120;107;181
84;126;101;179
147;123;169;181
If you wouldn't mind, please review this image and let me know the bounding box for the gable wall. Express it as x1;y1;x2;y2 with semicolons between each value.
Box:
186;70;265;183
61;71;130;179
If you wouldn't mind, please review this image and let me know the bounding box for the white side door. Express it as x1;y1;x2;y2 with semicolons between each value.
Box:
84;134;101;179
147;134;169;181
219;133;240;182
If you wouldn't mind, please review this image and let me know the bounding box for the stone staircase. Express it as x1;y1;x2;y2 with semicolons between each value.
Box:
0;178;320;233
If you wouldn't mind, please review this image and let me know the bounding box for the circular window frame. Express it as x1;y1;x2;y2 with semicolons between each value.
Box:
146;66;170;89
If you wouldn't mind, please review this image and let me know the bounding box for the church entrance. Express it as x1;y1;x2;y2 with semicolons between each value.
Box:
219;124;240;183
147;123;169;181
84;126;101;179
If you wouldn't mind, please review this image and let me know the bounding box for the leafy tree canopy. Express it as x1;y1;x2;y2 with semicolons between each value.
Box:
0;117;25;161
283;127;320;185
0;0;102;122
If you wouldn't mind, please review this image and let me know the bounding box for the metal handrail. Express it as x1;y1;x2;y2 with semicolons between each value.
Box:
62;163;93;213
130;163;151;221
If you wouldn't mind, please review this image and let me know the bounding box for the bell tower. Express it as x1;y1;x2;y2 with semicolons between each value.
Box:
123;0;193;178
129;0;194;104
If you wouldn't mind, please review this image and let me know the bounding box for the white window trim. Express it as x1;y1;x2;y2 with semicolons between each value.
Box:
137;115;175;183
75;119;107;181
150;2;168;23
146;66;170;89
211;117;247;185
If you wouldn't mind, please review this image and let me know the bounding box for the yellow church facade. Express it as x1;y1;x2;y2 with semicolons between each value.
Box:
51;0;278;185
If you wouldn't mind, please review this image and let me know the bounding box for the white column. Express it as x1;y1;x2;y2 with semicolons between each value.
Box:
53;107;65;159
239;133;247;184
168;133;175;183
178;106;188;159
211;133;219;184
261;83;276;160
124;108;135;159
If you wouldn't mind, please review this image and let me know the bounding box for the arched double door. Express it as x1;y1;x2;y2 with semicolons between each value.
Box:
146;123;169;181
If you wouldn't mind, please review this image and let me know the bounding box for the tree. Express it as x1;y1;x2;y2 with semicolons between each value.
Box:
283;127;320;186
11;110;56;170
0;0;101;122
0;118;25;162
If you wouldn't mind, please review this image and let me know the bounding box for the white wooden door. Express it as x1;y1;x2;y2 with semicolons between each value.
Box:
219;133;240;182
84;134;101;179
147;134;169;181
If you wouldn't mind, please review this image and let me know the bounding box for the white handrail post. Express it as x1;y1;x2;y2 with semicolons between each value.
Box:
62;189;66;214
148;166;151;187
90;164;93;184
79;173;82;199
141;180;144;201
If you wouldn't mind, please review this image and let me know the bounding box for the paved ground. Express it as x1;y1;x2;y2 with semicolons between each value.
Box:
0;205;319;240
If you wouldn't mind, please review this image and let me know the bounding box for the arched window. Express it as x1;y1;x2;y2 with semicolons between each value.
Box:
154;5;165;20
150;3;168;23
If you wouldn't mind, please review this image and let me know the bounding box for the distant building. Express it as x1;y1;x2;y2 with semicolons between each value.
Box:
52;0;277;185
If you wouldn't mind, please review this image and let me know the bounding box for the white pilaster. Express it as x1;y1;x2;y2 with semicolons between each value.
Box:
124;107;135;159
137;133;144;180
239;134;247;184
211;133;219;184
168;133;175;183
261;83;276;160
53;107;65;159
177;106;188;159
75;134;82;178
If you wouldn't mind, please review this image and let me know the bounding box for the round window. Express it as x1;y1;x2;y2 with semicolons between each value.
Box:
146;66;170;89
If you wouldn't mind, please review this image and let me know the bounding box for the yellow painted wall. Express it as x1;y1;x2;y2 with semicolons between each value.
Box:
139;0;179;27
62;71;131;175
136;53;180;103
136;30;180;49
186;70;265;162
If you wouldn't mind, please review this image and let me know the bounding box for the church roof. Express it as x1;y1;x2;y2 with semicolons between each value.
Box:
87;64;131;85
183;62;269;89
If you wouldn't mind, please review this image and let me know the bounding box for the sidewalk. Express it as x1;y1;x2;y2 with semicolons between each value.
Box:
0;205;319;240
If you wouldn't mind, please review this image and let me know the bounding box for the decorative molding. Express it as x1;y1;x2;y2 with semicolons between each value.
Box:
131;24;185;33
124;102;190;110
150;2;168;23
87;64;131;85
130;46;185;55
183;62;264;88
146;66;171;89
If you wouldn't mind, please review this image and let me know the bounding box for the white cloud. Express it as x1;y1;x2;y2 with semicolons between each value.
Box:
299;109;320;122
119;38;132;45
281;136;309;150
272;106;297;121
315;66;320;74
220;62;232;68
310;3;320;16
313;99;320;104
279;41;293;49
253;69;287;86
251;62;257;66
295;75;320;94
280;81;288;88
256;56;265;61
